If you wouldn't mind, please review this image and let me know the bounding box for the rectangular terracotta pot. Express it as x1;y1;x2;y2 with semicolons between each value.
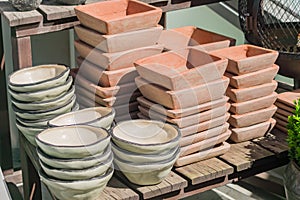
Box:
75;40;163;70
274;113;288;123
135;48;228;91
74;25;163;53
277;89;300;108
274;117;288;128
137;96;229;119
230;92;277;115
77;57;138;87
115;111;139;122
180;123;229;147
174;142;230;167
275;124;287;133
135;76;229;109
230;118;276;143
211;44;279;75
114;101;139;116
228;105;277;128
274;101;294;113
276;108;292;118
225;64;279;89
77;93;102;108
180;130;231;157
226;81;277;103
158;26;235;51
75;0;162;35
138;103;230;128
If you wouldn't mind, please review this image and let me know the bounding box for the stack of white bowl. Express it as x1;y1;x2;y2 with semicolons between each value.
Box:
36;125;113;200
8;65;78;146
111;119;180;185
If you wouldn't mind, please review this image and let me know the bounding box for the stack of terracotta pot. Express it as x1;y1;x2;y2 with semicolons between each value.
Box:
73;0;163;122
211;44;279;143
135;48;232;167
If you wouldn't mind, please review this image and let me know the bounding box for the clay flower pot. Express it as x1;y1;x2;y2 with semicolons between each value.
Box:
74;25;163;53
277;89;300;108
211;44;279;75
135;48;228;91
75;0;162;35
158;26;235;51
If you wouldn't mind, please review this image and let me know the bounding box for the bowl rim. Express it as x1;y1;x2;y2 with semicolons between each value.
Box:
111;119;181;147
36;125;110;148
48;107;115;127
8;65;69;87
16;120;44;131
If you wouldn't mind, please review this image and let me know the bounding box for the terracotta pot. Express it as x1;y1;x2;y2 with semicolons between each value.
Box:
137;96;228;119
275;124;288;133
74;25;163;53
136;76;229;109
158;26;235;51
75;40;163;71
114;101;139;116
135;48;228;91
230;92;277;115
276;108;292;118
226;81;277;103
275;101;294;113
283;161;300;200
75;0;162;35
274;113;288;123
274;117;288;128
225;64;279;89
228;105;277;128
114;111;139;122
211;44;279;75
277;89;300;108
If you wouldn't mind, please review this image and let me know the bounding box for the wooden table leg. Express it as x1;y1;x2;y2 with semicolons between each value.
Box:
68;28;76;69
12;36;32;69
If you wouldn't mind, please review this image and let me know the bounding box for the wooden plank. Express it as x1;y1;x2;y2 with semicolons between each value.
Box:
12;36;32;69
38;0;76;21
116;171;187;199
219;141;274;172
175;158;233;185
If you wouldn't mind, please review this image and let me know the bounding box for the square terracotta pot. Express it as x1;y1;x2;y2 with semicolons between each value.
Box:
275;124;287;133
230;118;276;143
75;0;162;35
174;142;230;167
135;76;229;109
277;89;300;108
75;40;163;70
274;117;288;128
226;81;277;103
211;44;279;75
135;48;228;91
74;25;163;53
274;113;288;123
158;26;235;51
274;101;294;113
228;105;277;128
225;64;279;89
77;57;138;87
276;108;292;118
137;96;229;119
138;103;230;128
230;92;277;115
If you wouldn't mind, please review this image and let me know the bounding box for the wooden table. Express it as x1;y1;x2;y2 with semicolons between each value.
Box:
21;128;289;200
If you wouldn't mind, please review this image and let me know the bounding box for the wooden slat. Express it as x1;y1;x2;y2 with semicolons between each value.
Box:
175;158;233;185
39;0;77;21
219;141;274;172
116;171;187;199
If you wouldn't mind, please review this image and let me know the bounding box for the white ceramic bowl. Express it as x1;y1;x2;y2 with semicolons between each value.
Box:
40;167;113;200
111;142;179;163
37;145;112;169
16;121;44;146
9;76;72;102
8;65;69;92
17;117;49;128
48;107;115;130
13;95;76;120
114;148;180;185
40;153;113;180
11;86;75;111
36;126;111;159
112;120;180;154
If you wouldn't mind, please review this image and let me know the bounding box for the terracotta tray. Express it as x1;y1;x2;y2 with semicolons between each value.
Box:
180;130;231;156
75;0;162;35
137;96;229;119
136;76;229;109
75;25;163;53
158;26;235;51
135;48;228;91
211;44;278;75
114;101;139;116
228;105;277;128
276;108;292;118
274;101;294;113
230;92;277;115
225;64;279;89
77;57;138;87
274;113;288;123
174;142;230;167
277;89;300;108
138;103;230;128
180;123;229;147
75;40;163;71
230;118;276;143
226;81;277;103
